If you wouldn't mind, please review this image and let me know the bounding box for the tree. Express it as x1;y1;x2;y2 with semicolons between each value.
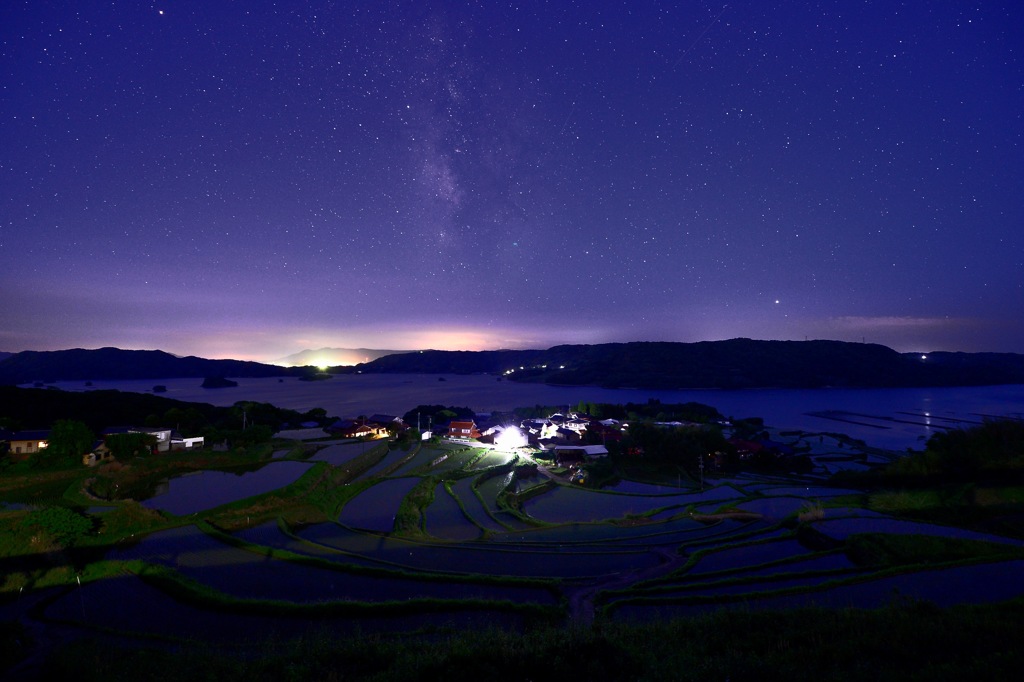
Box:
303;407;328;423
619;420;729;476
20;506;93;548
47;419;95;465
106;432;158;460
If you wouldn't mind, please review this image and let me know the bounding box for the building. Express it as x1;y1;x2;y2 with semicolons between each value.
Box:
3;430;50;458
553;444;609;467
447;420;481;439
171;434;205;451
366;414;405;430
326;419;388;439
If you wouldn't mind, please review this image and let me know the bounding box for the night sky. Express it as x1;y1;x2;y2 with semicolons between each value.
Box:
3;2;1022;361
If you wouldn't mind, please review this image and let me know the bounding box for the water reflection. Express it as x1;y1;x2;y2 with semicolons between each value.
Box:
141;461;312;515
41;375;1024;451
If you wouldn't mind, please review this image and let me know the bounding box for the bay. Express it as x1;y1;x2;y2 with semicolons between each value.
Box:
40;375;1024;451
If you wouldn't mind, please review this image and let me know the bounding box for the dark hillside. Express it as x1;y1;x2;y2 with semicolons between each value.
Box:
345;339;1024;389
4;341;1023;391
0;386;308;435
912;351;1024;385
335;349;547;375
0;348;297;385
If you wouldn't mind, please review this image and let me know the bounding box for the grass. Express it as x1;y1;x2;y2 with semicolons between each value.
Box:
392;477;438;538
844;532;1024;568
797;498;826;522
201;521;563;592
0;471;81;505
127;562;562;621
0;442;365;590
861;483;1024;539
973;485;1024;506
868;489;945;513
21;598;1024;681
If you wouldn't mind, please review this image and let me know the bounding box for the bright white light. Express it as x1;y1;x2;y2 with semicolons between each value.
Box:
317;365;329;372
494;425;528;450
920;355;928;361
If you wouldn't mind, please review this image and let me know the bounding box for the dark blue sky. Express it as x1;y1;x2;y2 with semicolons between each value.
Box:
2;1;1022;360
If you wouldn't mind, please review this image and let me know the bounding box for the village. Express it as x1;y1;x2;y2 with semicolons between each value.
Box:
319;405;810;482
2;389;821;480
1;425;204;467
2;400;814;485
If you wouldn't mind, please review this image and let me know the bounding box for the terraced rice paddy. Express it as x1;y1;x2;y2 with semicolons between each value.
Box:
141;460;313;515
14;439;1024;647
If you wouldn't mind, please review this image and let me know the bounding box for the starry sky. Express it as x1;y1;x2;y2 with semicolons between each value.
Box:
2;1;1023;361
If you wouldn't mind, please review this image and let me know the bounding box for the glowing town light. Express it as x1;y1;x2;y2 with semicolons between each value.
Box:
921;355;928;361
494;425;528;450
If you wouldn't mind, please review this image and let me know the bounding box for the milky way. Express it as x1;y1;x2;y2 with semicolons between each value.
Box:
2;2;1022;359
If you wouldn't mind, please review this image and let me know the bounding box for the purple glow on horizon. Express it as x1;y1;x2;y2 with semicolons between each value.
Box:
2;2;1022;360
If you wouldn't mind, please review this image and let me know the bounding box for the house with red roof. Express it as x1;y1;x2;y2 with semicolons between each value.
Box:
447;420;481;439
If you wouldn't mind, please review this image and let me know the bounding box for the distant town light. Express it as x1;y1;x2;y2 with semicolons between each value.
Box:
921;355;928;361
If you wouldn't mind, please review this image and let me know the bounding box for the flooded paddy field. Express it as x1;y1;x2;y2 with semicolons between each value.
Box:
6;428;1024;661
140;460;314;515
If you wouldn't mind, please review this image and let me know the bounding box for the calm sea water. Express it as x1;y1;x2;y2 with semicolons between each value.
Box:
39;375;1024;452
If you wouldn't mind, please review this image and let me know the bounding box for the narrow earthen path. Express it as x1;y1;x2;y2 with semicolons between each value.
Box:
563;545;692;625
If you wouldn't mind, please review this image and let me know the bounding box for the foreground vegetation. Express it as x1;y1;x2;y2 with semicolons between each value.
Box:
11;596;1024;681
833;419;1024;538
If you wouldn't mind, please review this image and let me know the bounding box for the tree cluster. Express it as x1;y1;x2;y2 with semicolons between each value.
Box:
890;419;1024;478
400;405;475;428
514;399;723;423
616;421;731;475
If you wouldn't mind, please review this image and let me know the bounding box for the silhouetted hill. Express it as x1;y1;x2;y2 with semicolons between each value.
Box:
0;352;13;362
0;386;316;435
912;351;1024;386
4;342;1022;390
337;349;548;375
0;347;301;385
338;340;1024;389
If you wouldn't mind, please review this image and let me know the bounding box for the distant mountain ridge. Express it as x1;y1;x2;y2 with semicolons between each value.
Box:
0;347;299;385
275;347;410;367
335;339;1024;389
3;341;1023;389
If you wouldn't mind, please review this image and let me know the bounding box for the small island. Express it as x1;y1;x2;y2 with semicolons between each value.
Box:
200;376;238;389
